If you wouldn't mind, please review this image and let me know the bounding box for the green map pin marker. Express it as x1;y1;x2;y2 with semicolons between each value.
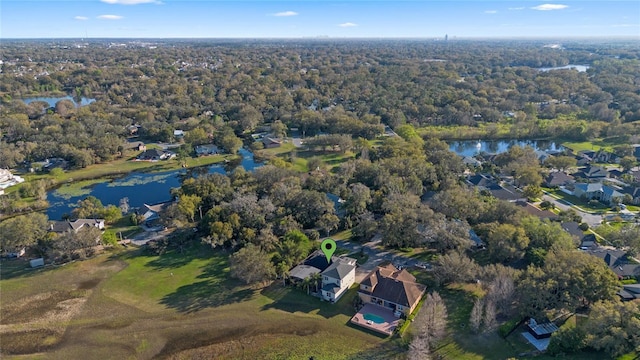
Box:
321;238;337;264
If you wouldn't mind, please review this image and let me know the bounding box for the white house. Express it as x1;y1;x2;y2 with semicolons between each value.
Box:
320;256;356;302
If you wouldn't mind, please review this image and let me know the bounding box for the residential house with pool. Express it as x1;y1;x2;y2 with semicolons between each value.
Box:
351;263;427;335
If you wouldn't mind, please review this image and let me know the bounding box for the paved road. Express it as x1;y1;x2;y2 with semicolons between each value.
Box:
541;193;603;227
332;235;426;282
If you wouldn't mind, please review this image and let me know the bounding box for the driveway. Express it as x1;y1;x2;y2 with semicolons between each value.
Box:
333;235;425;282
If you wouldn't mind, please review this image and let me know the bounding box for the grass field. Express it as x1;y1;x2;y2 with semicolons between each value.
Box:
0;245;400;359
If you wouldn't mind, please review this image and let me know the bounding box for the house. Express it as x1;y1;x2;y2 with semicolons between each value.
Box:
140;200;174;224
573;165;609;180
320;256;357;302
633;145;640;161
288;250;356;302
544;172;574;188
515;201;560;221
622;187;640;205
461;156;482;167
351;263;426;336
0;169;25;189
357;263;426;316
262;136;283;149
136;149;175;161
49;219;105;234
195;144;219;156
575;153;592;167
573;183;625;205
123;141;146;152
618;284;640;301
126;124;140;136
466;174;525;202
586;248;640;279
2;247;26;258
579;234;598;250
173;129;185;138
560;221;585;243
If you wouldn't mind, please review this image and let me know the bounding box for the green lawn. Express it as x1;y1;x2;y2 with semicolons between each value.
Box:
1;245;397;359
561;136;628;153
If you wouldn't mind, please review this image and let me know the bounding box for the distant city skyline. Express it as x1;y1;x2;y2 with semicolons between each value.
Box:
2;1;639;39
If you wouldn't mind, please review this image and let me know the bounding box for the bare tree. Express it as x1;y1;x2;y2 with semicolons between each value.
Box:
483;299;497;332
411;291;448;353
470;298;484;333
486;273;515;311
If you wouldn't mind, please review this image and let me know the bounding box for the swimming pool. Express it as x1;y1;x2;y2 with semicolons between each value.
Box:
363;313;385;324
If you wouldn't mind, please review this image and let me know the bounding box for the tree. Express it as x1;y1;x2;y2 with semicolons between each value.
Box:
229;244;276;285
583;301;640;358
518;250;619;317
619;155;637;172
469;299;484;333
102;205;121;224
119;197;130;215
72;196;104;219
178;194;202;222
270;120;287;138
523;185;542;200
433;251;480;285
412;292;448;350
544;156;577;171
486;223;530;263
0;213;48;252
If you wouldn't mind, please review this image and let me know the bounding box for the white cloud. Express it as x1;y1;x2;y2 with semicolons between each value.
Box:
97;14;123;20
74;16;89;21
485;10;498;14
101;0;157;4
338;22;357;27
273;11;298;17
531;4;569;11
508;7;525;11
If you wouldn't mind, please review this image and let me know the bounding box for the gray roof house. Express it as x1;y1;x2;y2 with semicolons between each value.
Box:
320;256;356;303
573;183;624;205
49;219;105;234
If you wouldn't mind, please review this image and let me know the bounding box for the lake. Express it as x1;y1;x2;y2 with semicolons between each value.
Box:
46;149;261;220
22;96;96;107
538;64;589;72
448;139;564;157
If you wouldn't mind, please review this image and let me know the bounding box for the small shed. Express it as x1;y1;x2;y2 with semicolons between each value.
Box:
527;318;558;339
30;258;45;268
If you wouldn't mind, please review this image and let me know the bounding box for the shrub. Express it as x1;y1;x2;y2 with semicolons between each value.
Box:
547;326;586;355
578;222;589;231
498;318;521;338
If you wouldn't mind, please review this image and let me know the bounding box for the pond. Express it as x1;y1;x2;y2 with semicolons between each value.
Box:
448;139;564;157
537;64;589;72
22;96;96;107
46;149;262;220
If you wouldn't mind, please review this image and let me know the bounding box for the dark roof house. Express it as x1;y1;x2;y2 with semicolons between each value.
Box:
49;219;105;234
544;172;575;187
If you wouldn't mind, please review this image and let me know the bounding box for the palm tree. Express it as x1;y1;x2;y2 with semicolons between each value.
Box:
302;276;312;295
310;273;322;294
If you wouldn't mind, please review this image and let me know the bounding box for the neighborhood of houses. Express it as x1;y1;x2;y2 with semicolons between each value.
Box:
1;134;639;351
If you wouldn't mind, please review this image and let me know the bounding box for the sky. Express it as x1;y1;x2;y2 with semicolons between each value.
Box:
1;0;639;38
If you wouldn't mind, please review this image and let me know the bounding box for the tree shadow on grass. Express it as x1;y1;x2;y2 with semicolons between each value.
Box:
159;279;254;313
260;283;357;319
158;250;254;313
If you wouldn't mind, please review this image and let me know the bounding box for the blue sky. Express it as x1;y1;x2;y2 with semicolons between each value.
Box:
2;1;639;38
